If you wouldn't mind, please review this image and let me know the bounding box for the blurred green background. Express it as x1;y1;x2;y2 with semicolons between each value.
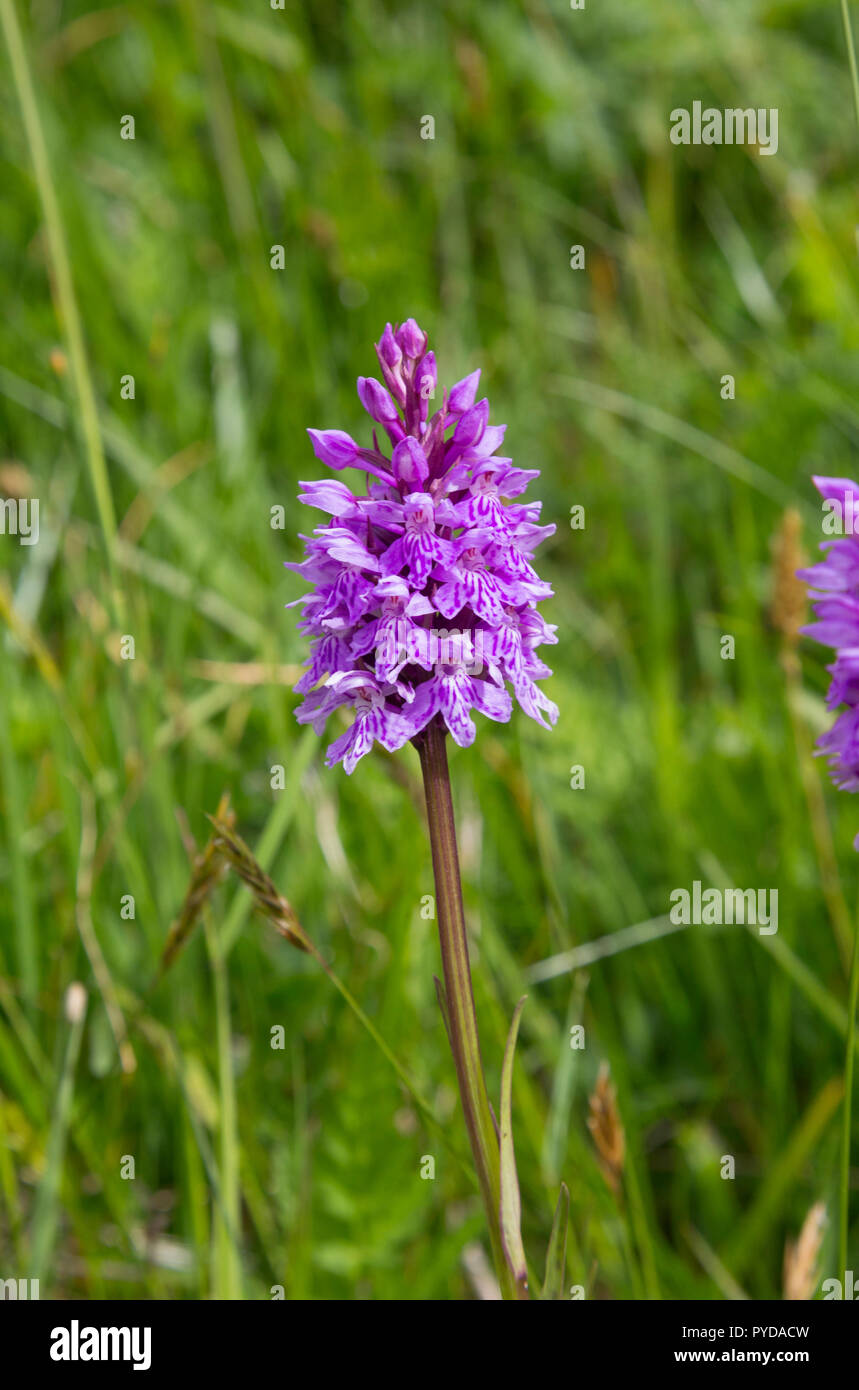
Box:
1;0;859;1299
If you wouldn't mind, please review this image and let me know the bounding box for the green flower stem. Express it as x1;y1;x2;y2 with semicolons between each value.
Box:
418;720;515;1299
837;0;859;1295
839;895;859;1283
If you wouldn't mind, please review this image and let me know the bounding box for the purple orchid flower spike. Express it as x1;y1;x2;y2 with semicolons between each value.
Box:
287;321;560;1300
289;320;558;773
798;475;859;790
798;472;859;1291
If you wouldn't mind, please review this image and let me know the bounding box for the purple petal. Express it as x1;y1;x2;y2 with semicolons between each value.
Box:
298;479;358;516
447;369;481;416
395;318;427;359
307;428;360;470
392;437;429;489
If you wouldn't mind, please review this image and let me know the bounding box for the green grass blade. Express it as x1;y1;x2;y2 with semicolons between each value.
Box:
539;1182;570;1300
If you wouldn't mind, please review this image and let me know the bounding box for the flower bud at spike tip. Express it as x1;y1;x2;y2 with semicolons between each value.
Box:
416;351;436;394
448;368;481;416
307;428;360;470
396;317;427;359
376;322;402;370
454;398;489;449
357;376;399;425
392;436;429;489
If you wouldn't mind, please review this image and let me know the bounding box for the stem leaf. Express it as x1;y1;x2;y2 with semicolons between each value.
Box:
499;994;529;1299
539;1182;570;1300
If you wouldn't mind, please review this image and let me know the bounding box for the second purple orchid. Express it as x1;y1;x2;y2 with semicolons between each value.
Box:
287;318;559;771
799;475;859;793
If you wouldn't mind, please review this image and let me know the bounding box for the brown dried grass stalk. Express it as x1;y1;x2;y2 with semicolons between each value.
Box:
587;1062;625;1195
783;1201;827;1301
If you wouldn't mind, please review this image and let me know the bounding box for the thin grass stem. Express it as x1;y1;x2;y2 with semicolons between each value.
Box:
0;0;123;620
29;986;87;1283
204;913;243;1299
841;0;859;135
